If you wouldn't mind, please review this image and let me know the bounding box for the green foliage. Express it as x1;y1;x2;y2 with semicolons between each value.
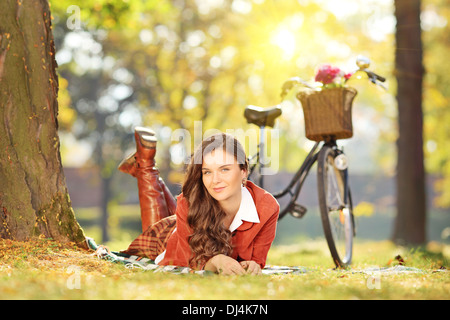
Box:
48;0;450;203
50;0;394;174
422;0;450;207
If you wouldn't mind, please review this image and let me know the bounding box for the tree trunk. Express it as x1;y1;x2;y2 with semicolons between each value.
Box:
101;175;112;243
0;0;86;246
392;0;426;245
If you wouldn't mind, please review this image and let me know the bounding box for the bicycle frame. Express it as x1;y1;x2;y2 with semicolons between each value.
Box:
248;136;349;222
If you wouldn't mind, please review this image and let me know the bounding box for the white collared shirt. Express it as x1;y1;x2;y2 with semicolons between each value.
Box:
228;186;260;232
155;186;260;265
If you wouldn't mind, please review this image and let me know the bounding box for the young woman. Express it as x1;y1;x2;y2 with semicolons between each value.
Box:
119;127;279;275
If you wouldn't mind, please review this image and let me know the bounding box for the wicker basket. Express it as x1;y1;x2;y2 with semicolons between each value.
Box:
297;87;357;142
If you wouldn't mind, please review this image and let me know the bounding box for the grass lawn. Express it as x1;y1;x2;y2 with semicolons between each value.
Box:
0;236;448;300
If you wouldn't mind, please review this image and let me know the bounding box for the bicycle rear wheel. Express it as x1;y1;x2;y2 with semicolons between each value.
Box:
317;145;354;268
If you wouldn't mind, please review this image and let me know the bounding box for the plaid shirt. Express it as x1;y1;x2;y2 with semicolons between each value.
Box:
121;215;176;260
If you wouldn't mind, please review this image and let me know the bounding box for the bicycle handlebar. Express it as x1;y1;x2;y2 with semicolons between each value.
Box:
355;55;386;87
363;69;386;84
280;55;386;99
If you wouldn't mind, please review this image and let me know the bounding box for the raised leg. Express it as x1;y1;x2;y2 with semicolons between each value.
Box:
118;127;177;217
120;127;172;232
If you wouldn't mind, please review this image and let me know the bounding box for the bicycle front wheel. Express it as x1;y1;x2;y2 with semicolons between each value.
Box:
317;145;354;268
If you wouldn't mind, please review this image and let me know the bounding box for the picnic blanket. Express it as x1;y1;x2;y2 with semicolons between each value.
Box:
86;237;309;275
356;265;431;275
86;237;439;276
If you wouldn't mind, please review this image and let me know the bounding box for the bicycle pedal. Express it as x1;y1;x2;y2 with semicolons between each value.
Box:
289;202;307;219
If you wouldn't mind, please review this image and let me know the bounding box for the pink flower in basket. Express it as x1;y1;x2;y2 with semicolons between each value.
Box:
315;64;353;88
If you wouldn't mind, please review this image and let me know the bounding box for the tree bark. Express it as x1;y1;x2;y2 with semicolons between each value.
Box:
392;0;426;245
0;0;86;246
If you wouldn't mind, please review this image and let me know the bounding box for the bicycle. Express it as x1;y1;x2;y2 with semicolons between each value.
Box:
243;56;386;268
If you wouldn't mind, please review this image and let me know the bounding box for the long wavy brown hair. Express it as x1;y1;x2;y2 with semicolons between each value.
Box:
182;133;248;268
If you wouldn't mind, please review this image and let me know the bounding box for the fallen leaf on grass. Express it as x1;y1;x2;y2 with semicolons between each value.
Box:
387;255;406;266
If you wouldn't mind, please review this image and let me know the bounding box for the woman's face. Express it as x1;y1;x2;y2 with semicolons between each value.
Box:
201;148;247;204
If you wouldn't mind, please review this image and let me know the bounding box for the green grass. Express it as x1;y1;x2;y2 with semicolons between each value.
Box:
0;237;448;300
1;205;448;300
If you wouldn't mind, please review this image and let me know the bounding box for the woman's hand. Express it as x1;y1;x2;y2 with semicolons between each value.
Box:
240;260;262;275
204;254;246;275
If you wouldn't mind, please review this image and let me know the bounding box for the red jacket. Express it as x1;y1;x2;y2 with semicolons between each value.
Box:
160;181;279;269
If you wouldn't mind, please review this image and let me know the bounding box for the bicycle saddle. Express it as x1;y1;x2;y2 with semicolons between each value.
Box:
244;105;282;128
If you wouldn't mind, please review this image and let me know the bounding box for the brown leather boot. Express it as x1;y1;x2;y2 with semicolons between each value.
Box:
117;151;137;177
118;127;156;177
132;127;172;232
159;179;177;216
118;127;177;218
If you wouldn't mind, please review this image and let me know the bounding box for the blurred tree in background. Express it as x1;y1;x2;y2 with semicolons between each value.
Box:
392;0;425;245
47;0;448;243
